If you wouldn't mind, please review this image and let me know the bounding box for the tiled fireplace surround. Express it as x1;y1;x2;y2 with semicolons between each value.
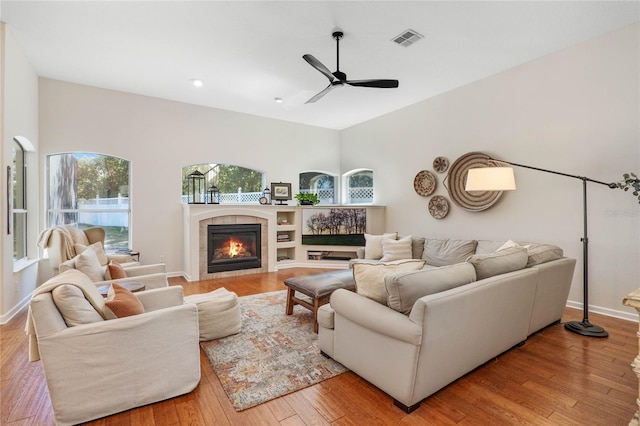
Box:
183;205;277;281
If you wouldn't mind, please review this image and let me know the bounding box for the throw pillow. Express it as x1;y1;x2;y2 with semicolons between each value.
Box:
385;262;477;314
380;235;413;261
423;239;478;267
364;232;398;260
75;241;109;266
497;240;522;251
74;247;105;281
353;259;426;305
398;234;426;259
104;260;127;280
524;243;563;267
103;283;145;319
52;284;105;326
466;246;528;280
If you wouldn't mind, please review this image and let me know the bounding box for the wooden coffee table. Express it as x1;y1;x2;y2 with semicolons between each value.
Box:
97;282;145;297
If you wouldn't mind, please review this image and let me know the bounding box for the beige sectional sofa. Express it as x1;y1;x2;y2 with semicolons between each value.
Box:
318;236;576;412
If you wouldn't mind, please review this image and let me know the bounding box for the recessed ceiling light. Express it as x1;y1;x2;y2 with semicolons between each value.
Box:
274;97;283;103
191;79;204;87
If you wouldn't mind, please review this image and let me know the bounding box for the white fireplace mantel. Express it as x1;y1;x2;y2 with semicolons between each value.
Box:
183;204;277;281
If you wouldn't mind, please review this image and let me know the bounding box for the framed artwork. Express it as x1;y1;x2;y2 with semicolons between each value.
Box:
271;182;292;204
301;208;366;246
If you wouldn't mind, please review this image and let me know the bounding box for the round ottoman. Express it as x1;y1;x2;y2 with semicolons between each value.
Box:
184;288;241;341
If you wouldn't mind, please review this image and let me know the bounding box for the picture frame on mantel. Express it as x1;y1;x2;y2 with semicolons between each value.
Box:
271;182;292;205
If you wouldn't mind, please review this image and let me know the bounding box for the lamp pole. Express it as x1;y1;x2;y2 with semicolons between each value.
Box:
488;158;616;338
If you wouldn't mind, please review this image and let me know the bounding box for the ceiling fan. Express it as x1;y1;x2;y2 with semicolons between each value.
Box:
303;30;399;104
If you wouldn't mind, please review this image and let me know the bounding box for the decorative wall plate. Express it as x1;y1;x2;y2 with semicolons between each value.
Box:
433;156;449;173
446;151;503;211
428;195;449;219
413;170;436;196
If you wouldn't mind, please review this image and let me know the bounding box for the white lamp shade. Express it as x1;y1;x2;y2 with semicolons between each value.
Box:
465;167;516;191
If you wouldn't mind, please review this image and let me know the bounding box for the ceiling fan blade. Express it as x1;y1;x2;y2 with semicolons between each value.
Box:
303;54;335;83
305;84;334;104
346;79;399;89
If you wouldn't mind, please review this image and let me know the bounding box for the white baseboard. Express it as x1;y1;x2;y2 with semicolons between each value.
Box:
566;300;638;323
0;293;32;325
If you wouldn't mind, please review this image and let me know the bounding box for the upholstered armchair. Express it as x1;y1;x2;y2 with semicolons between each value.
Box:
27;269;201;426
37;225;137;275
59;257;168;290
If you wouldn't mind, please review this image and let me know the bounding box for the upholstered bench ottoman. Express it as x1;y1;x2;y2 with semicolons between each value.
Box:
184;288;241;341
284;269;355;333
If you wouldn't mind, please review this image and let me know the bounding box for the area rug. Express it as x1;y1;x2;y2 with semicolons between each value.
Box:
201;290;348;411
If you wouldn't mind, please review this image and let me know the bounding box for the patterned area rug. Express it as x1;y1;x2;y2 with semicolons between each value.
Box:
201;290;348;411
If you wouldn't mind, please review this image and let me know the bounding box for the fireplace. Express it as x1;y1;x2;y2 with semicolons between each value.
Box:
207;224;262;273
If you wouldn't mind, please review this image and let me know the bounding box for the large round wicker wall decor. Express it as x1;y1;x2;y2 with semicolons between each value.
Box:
446;151;503;212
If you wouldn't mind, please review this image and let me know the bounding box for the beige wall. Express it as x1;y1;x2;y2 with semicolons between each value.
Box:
1;24;39;322
38;79;341;277
341;23;640;319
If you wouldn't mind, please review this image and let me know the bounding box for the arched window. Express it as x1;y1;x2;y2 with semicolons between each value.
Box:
343;169;373;204
47;153;131;250
299;171;337;204
182;164;265;204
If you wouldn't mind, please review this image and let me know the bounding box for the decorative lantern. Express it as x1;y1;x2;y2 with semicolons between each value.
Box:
208;185;220;204
187;170;205;204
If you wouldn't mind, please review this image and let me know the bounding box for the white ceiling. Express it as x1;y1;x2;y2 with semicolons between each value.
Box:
2;1;639;130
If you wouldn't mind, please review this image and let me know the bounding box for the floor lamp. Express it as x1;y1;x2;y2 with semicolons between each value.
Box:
465;158;617;338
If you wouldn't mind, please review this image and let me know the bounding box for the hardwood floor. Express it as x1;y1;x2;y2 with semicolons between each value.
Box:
2;268;638;425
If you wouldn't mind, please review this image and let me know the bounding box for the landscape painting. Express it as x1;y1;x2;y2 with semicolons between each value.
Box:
301;208;366;246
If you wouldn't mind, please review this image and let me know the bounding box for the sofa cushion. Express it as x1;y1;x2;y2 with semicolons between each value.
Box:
423;239;478;267
398;235;426;259
353;259;426;305
380;235;413;261
385;262;477;314
52;284;105;326
466;246;528;280
104;260;127;280
75;241;109;266
525;243;563;267
74;247;105;281
364;232;398;260
104;283;145;319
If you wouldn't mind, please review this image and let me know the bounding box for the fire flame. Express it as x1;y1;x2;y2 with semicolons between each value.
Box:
227;238;244;257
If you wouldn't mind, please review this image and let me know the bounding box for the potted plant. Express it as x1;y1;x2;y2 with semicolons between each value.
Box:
294;193;320;206
616;173;640;204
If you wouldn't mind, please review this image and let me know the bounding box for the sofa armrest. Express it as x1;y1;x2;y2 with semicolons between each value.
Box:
330;289;422;345
135;286;184;312
122;263;166;275
93;272;168;290
106;253;135;263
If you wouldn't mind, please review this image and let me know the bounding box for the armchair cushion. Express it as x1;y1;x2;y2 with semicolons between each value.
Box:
52;285;105;326
75;241;109;265
104;284;145;319
75;247;105;281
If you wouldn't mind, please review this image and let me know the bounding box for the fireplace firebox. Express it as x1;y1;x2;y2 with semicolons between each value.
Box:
207;224;261;273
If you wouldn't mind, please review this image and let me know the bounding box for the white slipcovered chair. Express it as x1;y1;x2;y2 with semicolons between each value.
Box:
26;269;201;425
37;225;137;275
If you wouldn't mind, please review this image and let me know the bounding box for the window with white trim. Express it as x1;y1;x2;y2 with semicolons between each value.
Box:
47;153;131;250
12;139;27;260
343;169;373;204
299;171;337;204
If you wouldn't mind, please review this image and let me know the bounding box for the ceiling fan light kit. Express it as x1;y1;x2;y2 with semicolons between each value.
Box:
303;30;399;103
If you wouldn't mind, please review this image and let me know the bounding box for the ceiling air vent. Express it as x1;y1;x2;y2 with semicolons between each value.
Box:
392;29;423;47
